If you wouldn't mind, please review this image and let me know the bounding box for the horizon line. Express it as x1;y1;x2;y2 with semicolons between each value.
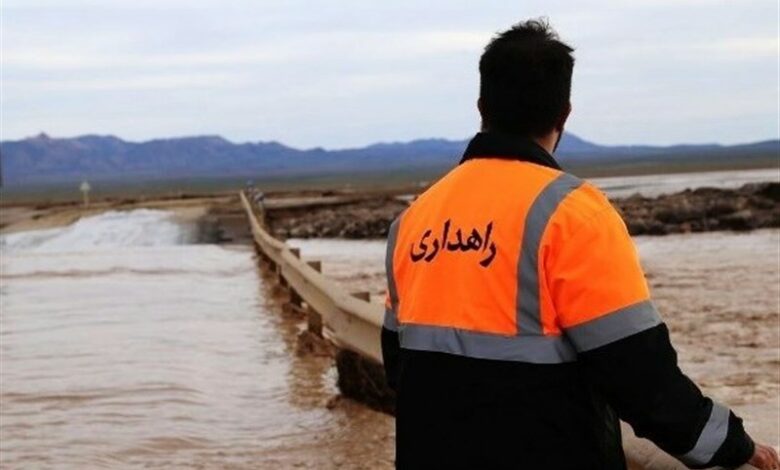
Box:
2;130;779;153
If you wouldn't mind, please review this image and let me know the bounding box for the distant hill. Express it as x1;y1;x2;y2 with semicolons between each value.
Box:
1;132;777;188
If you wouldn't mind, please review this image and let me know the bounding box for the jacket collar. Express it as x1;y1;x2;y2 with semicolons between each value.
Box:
459;132;562;170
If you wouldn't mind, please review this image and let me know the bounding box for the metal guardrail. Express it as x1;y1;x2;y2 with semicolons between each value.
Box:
239;191;757;470
240;191;385;362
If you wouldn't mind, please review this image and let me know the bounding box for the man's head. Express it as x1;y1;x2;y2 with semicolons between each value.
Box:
479;19;575;150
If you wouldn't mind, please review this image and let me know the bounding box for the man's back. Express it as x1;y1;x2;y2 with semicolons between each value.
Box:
394;157;579;343
382;133;755;470
390;153;643;351
385;135;632;469
395;347;624;469
382;19;765;470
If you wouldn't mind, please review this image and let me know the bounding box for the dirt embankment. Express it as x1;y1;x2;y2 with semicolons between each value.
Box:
265;182;780;239
615;182;779;235
266;196;408;239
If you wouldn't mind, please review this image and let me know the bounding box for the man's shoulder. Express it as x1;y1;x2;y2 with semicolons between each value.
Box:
554;176;619;233
399;163;466;218
399;167;618;233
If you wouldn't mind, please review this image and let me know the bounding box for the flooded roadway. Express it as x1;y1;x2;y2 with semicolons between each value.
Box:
0;210;393;469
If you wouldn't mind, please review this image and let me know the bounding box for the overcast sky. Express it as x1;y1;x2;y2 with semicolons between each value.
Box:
2;0;778;148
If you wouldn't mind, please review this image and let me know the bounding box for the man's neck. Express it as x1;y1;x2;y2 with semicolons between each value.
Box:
460;132;561;170
481;126;559;155
533;133;559;155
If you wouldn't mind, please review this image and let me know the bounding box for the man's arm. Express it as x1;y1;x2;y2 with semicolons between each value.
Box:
579;322;753;468
548;204;756;468
381;323;400;391
382;215;403;391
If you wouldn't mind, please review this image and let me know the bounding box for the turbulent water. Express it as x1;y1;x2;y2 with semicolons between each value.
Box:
0;210;393;469
0;209;196;253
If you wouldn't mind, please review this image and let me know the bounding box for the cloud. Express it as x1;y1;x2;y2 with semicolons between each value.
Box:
704;36;779;60
3;30;490;72
1;0;777;146
5;73;249;93
2;47;294;71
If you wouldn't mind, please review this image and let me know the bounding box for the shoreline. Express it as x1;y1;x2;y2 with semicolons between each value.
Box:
263;181;780;239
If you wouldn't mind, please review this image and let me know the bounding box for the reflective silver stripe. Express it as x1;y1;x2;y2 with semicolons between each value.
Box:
516;173;583;335
383;307;399;331
678;402;731;466
399;324;577;363
564;300;662;352
384;216;402;330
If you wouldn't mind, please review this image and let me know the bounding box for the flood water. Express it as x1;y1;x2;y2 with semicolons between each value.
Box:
590;167;779;198
0;210;393;469
1;200;778;469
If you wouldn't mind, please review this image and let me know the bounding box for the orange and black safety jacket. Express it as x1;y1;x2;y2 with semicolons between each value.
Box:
382;132;754;470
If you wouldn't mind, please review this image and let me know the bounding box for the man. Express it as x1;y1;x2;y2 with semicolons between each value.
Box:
381;19;779;470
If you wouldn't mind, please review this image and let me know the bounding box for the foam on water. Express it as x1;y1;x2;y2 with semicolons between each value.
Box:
0;209;194;254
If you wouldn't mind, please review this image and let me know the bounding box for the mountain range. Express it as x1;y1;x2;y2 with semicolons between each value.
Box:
1;132;777;188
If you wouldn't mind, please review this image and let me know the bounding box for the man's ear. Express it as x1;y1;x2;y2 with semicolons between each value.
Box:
477;97;488;131
556;102;572;132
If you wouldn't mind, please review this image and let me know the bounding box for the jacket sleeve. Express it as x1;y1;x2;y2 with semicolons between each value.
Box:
382;295;400;391
547;205;754;469
382;216;403;391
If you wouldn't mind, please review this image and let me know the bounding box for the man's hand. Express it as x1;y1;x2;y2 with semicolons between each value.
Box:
748;443;780;470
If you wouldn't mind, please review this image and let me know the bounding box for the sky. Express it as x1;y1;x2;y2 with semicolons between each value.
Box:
2;0;778;148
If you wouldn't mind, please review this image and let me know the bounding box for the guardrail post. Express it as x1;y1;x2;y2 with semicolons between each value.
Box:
290;289;303;307
277;266;288;288
308;307;323;337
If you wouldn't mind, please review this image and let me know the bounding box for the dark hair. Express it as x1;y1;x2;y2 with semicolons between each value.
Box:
479;19;575;137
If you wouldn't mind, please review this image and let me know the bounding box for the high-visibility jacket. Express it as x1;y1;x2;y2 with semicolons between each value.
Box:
382;132;754;470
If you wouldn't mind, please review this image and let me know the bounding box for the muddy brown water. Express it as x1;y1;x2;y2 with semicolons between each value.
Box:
1;209;777;469
0;210;394;469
